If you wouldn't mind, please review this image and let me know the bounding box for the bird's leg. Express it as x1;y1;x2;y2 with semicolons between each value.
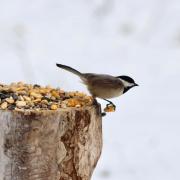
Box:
91;97;105;116
103;99;116;110
92;98;98;105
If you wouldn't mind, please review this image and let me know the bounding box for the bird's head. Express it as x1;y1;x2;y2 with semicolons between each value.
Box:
117;75;139;93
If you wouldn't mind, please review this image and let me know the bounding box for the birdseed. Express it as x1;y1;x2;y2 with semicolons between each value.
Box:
0;82;93;111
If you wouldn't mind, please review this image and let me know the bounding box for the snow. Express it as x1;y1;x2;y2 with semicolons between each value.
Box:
0;0;180;179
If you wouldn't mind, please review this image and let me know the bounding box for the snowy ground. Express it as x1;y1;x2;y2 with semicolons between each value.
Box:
0;0;180;179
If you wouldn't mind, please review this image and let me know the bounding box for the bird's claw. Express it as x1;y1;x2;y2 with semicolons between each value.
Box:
107;103;116;110
92;98;98;105
103;103;116;113
101;112;107;117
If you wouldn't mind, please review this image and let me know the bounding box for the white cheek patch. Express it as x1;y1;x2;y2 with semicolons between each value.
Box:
119;79;134;87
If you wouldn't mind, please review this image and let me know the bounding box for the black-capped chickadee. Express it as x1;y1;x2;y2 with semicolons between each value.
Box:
56;63;138;114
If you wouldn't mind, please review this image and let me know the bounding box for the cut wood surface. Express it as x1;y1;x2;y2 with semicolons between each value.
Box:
0;104;102;180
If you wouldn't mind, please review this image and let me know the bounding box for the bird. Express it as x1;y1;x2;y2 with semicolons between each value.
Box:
56;63;138;113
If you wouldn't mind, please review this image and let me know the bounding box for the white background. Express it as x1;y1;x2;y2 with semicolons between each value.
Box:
0;0;180;179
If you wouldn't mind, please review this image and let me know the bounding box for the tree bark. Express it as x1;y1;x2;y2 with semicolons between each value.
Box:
0;104;102;180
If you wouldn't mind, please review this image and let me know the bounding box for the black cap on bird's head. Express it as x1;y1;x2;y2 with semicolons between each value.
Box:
116;75;139;93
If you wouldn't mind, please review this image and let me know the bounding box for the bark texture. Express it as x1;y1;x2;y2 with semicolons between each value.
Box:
0;104;102;180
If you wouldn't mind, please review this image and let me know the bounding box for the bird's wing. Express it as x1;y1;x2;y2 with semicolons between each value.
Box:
84;73;122;88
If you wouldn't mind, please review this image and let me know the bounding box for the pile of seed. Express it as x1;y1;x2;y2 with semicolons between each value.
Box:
0;82;93;111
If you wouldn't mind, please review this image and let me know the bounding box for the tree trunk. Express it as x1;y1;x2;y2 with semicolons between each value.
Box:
0;104;102;180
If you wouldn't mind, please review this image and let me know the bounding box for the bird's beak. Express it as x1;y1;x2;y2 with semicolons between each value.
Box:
134;83;139;87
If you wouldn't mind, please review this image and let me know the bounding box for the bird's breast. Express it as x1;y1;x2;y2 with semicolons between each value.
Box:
88;86;124;99
82;73;124;99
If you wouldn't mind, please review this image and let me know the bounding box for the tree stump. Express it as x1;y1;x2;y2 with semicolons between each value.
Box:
0;104;102;180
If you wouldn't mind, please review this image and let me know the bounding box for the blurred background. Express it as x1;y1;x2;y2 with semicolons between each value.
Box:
0;0;180;179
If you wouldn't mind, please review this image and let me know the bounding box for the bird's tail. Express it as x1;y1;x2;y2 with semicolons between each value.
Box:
56;63;83;77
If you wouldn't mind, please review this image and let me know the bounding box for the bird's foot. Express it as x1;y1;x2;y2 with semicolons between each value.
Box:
92;98;106;117
92;98;98;105
108;102;116;110
101;112;107;117
104;103;116;112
